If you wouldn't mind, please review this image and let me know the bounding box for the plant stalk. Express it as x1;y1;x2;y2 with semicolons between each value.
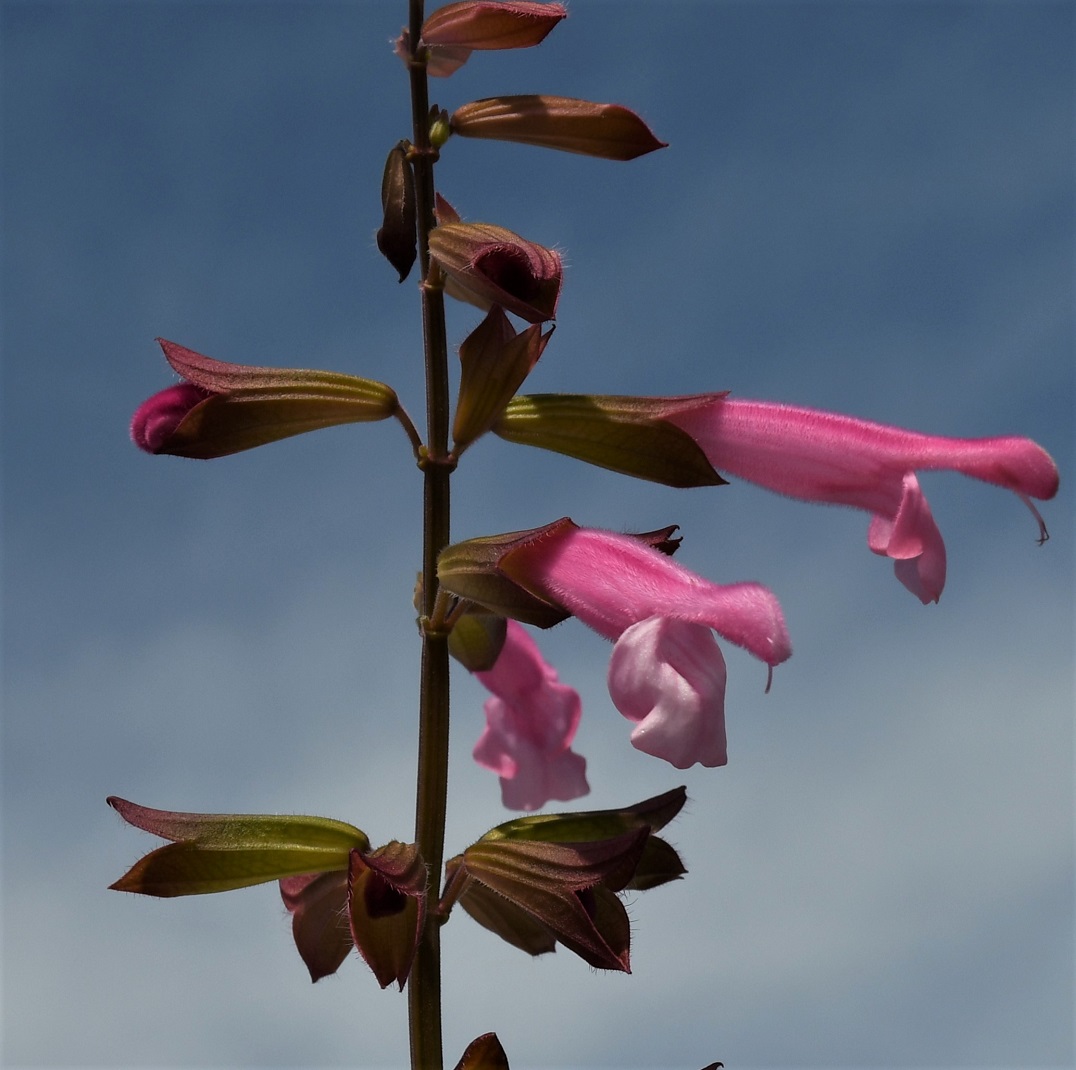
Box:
407;2;451;1067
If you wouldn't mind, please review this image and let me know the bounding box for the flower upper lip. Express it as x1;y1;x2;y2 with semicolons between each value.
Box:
666;397;1059;601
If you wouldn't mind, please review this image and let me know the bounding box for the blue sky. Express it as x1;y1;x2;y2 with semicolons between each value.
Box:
2;2;1073;1068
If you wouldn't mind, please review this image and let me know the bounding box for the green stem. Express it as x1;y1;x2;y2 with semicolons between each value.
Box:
406;2;451;1068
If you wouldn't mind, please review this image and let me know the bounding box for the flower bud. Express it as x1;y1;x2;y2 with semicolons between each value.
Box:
452;95;667;160
447;606;508;672
376;141;417;282
452;1033;510;1070
453;305;553;452
428;107;452;149
131;339;400;459
429;222;561;323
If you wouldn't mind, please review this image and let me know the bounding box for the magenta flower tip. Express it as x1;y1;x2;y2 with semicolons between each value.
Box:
130;382;210;454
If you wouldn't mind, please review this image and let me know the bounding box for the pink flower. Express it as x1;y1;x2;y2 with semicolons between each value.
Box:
667;399;1060;603
474;620;588;810
496;523;790;769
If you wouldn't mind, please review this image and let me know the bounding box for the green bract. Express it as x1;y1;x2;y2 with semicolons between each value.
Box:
107;797;370;897
494;393;728;488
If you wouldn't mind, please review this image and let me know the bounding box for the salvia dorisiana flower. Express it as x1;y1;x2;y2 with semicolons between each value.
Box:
664;398;1060;604
473;619;589;811
131;339;399;459
397;1;568;78
451;95;668;160
440;518;791;770
494;392;1060;604
107;797;425;989
429;221;562;323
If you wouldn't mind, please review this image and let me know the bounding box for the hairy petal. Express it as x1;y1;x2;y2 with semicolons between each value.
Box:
670;397;1059;514
668;397;1059;600
502;525;791;667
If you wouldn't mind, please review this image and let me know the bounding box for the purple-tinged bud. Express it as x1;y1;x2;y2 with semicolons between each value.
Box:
452;95;668;160
131;382;211;453
453;305;553;451
131;340;399;459
429;222;561;323
376;141;417;282
452;1033;510;1070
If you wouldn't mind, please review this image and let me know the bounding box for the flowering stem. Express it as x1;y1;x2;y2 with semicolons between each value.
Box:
407;3;450;1068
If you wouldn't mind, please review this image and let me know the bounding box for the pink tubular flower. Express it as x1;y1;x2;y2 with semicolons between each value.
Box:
498;523;790;769
474;620;588;810
666;399;1061;604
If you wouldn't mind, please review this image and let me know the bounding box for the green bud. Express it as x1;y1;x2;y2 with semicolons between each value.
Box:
447;608;508;672
429;107;452;149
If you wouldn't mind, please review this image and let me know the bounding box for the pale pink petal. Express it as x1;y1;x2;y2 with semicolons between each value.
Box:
608;617;728;769
474;621;588;810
